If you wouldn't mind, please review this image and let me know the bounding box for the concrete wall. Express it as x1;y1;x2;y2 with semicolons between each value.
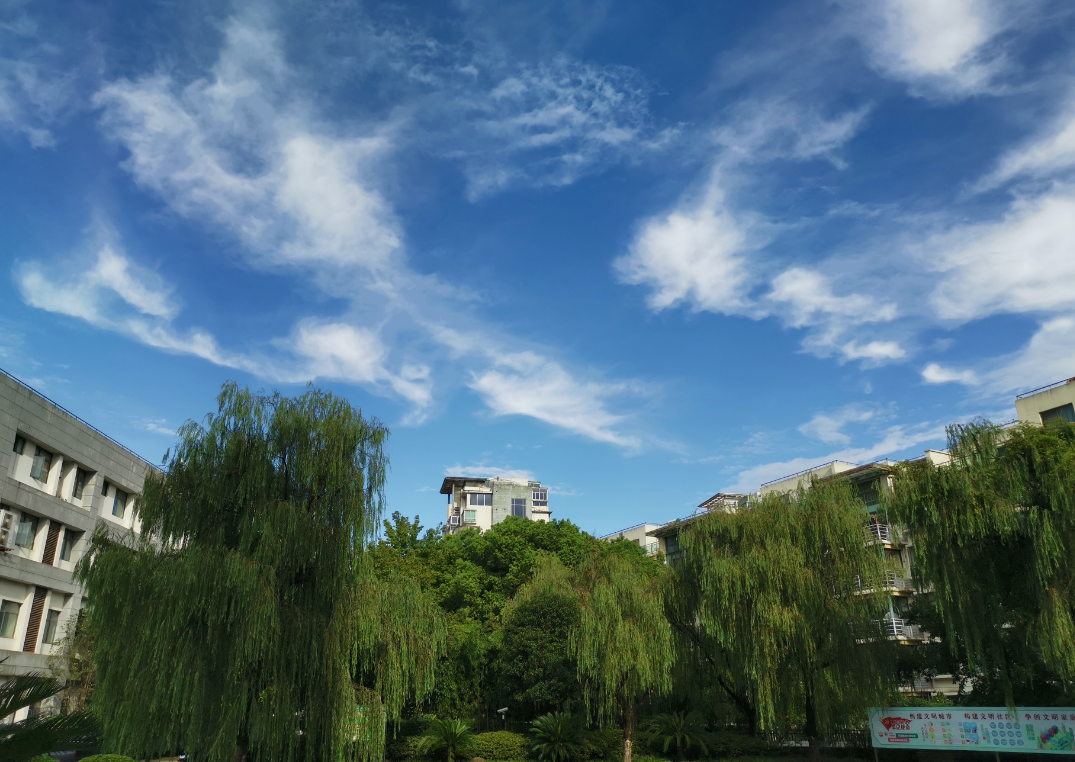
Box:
1015;379;1075;424
602;524;660;554
0;370;152;680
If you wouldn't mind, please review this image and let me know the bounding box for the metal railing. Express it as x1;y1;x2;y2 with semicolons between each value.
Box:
643;542;659;556
877;618;927;640
866;522;892;543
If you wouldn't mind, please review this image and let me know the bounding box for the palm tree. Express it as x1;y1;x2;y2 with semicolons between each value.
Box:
0;673;98;761
645;712;710;762
417;719;474;762
530;712;586;762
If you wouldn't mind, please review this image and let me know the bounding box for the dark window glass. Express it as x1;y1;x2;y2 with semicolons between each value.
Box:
856;479;881;508
29;446;52;482
42;609;61;645
102;481;109;497
468;493;492;506
532;489;548;506
15;514;38;549
59;529;79;562
1041;403;1075;426
12;436;25;455
511;498;526;517
112;489;128;518
72;469;88;500
0;601;19;639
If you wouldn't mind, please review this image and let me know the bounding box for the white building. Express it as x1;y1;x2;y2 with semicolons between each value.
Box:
0;368;151;684
1015;377;1075;425
599;523;661;556
441;476;551;533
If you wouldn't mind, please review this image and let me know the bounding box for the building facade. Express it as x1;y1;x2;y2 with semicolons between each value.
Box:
1015;377;1075;425
599;523;661;556
441;475;551;533
0;368;151;683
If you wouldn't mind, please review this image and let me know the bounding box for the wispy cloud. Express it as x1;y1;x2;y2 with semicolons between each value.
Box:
922;363;979;386
444;464;536;480
798;404;878;445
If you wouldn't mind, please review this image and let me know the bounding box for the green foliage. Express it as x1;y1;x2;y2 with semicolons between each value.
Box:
0;672;99;761
705;732;780;758
78;756;137;762
530;712;586;762
583;728;623;760
679;479;897;755
644;712;710;761
516;550;672;762
78;384;443;762
471;731;531;761
418;719;476;762
501;590;582;717
887;420;1075;704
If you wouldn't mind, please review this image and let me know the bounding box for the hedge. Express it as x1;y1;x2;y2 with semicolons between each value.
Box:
707;733;780;758
78;756;137;762
585;727;623;760
471;731;530;761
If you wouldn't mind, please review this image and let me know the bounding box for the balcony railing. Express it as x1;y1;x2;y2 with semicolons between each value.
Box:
866;522;892;543
643;542;659;556
877;618;927;640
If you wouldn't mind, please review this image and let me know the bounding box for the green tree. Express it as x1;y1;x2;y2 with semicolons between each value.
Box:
679;480;896;762
499;589;581;718
418;719;474;762
887;420;1075;705
78;384;442;762
644;711;710;762
530;712;586;762
0;673;98;761
517;549;672;762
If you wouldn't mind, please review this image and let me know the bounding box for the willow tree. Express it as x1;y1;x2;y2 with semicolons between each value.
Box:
887;420;1075;704
679;480;896;762
78;384;444;762
515;550;672;762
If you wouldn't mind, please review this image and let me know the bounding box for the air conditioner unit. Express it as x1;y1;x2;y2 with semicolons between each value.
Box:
448;515;460;527
0;510;15;548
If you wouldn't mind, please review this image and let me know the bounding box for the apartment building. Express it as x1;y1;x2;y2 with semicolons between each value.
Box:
599;523;662;556
0;368;151;683
441;475;551;533
1015;377;1075;425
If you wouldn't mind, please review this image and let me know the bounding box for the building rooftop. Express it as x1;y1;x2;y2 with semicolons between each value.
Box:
439;475;540;494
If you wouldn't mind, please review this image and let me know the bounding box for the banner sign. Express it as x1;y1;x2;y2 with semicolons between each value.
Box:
869;707;1075;753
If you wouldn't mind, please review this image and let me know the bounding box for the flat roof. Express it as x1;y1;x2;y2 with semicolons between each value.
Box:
440;476;484;494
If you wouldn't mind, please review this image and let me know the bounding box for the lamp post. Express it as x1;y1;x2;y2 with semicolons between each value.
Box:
497;707;508;731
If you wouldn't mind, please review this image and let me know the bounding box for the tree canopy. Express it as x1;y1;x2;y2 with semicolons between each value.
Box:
887;420;1075;705
678;479;897;761
78;384;443;762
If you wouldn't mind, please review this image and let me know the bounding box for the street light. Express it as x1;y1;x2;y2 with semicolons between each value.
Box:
497;707;508;731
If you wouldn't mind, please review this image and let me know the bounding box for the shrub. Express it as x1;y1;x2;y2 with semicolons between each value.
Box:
531;712;586;762
387;735;428;760
419;720;476;762
583;728;622;760
79;756;137;762
471;731;530;761
707;732;779;758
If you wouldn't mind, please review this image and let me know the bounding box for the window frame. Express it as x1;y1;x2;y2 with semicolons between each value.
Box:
468;492;492;506
0;600;19;639
510;498;527;518
1041;403;1075;426
12;436;25;455
14;513;39;549
463;509;477;524
29;446;52;483
59;529;78;562
112;488;128;518
72;468;88;500
532;489;548;506
41;609;61;645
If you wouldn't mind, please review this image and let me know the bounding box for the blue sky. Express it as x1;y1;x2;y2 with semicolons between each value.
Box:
3;0;1075;536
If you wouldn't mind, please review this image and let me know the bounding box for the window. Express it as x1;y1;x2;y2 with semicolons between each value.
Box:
72;468;88;500
468;492;492;506
856;480;881;509
112;489;128;518
532;489;548;506
29;446;52;482
59;529;79;562
0;601;18;639
12;436;25;455
511;498;526;518
463;509;477;524
1041;403;1075;426
101;480;109;497
42;609;61;645
15;514;38;549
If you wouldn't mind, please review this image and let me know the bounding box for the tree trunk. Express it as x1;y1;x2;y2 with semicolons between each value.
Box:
677;738;684;762
804;683;821;762
623;702;636;762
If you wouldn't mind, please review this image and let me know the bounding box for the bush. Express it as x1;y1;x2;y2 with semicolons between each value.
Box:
471;731;530;761
583;728;622;760
387;735;428;760
79;757;136;762
707;733;779;758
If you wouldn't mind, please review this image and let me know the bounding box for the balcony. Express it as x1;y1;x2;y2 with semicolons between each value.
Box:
878;618;927;640
643;542;659;556
866;522;892;543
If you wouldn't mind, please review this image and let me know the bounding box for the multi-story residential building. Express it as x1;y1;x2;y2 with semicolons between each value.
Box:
441;475;551;533
598;523;662;556
0;368;151;690
1015;377;1075;425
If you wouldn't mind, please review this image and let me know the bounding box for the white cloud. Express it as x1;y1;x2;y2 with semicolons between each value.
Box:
986;315;1075;394
769;268;895;328
723;420;949;493
138;419;177;436
444;464;535;480
922;362;979;385
614;181;755;314
927;188;1075;321
840;340;907;362
798;404;877;445
976;102;1075;190
848;0;1004;96
469;351;640;448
